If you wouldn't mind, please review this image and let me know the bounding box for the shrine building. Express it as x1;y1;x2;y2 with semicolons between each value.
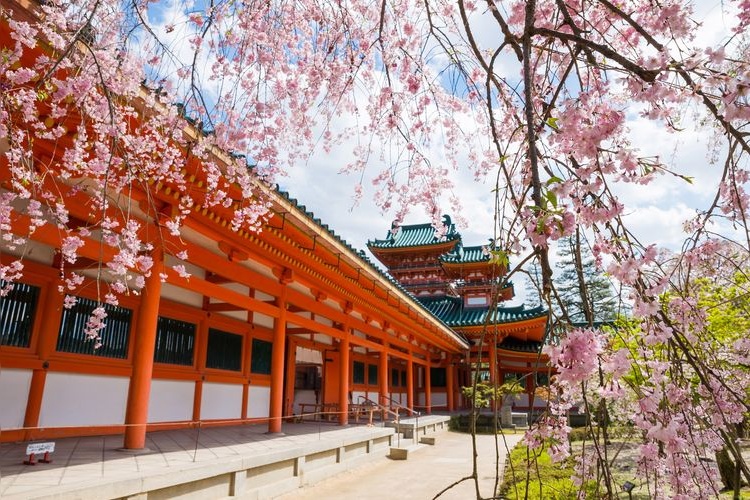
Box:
0;0;548;451
368;217;550;414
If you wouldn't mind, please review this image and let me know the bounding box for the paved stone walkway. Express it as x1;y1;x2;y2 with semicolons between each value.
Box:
275;430;525;500
0;421;392;499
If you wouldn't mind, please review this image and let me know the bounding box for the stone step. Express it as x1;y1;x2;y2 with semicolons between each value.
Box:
388;444;423;460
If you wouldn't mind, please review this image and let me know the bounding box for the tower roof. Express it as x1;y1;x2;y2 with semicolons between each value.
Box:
367;216;460;251
439;244;490;264
417;296;547;328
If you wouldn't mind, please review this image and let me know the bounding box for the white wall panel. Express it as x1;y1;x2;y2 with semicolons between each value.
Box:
247;385;271;418
313;334;333;345
430;392;447;408
201;382;242;420
293;389;317;414
0;237;55;265
514;394;530;407
40;373;129;427
148;379;194;423
253;313;274;329
160;282;203;308
0;368;32;429
352;390;367;405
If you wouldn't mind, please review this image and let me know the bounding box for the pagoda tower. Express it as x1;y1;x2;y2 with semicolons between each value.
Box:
368;216;549;413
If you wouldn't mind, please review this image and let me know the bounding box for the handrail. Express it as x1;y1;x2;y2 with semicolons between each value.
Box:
367;395;423;445
380;394;421;419
355;395;400;422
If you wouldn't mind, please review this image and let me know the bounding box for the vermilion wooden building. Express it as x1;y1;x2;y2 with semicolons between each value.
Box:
368;217;550;412
0;0;547;450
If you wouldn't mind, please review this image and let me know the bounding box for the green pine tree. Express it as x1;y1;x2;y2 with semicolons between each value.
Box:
553;231;620;325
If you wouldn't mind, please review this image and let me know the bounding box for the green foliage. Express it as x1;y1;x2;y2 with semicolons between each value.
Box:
499;442;598;499
462;380;524;409
568;425;635;442
554;235;620;324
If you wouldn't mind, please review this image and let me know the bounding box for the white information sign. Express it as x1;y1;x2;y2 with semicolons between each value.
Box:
26;442;55;455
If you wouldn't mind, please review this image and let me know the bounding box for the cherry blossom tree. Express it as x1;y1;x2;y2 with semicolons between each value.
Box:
2;0;750;497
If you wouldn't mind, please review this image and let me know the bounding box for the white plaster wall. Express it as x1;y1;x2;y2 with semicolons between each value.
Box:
148;379;194;423
351;390;367;405
160;282;203;308
217;310;250;322
247;385;271;418
315;315;334;327
514;394;530;407
293;389;317;414
222;281;250;295
0;368;32;429
295;347;322;364
0;237;55;265
391;393;405;405
352;346;366;354
312;334;333;345
255;290;275;302
201;382;242;420
161;257;205;307
532;396;548;408
430;392;447;408
40;373;129;427
253;313;274;329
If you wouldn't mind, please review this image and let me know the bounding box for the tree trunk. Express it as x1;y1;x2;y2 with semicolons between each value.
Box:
716;447;736;493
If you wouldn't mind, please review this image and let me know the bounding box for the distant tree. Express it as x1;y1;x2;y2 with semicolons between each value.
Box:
554;231;620;325
523;230;620;325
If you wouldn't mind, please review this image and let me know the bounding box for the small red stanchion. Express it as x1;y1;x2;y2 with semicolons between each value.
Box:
24;442;55;465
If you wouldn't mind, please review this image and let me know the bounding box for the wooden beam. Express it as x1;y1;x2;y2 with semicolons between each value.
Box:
203;302;245;312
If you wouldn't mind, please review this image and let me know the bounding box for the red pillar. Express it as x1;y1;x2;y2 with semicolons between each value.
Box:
378;350;388;407
425;361;432;414
446;362;455;411
284;339;297;416
268;288;287;433
192;316;208;422
124;252;163;449
338;322;350;426
24;282;64;439
406;355;414;415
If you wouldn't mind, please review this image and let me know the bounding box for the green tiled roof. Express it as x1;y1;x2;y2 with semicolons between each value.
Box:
368;218;460;250
417;296;547;327
440;244;490;264
498;338;543;353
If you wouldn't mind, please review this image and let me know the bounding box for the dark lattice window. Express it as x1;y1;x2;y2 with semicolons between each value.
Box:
0;280;40;348
391;368;400;387
368;364;378;385
400;370;407;388
352;360;365;384
154;316;195;365
250;338;272;374
206;328;242;371
57;297;131;358
430;367;447;388
535;371;550;387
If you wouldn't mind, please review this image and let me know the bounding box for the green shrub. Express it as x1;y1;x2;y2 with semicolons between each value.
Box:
499;442;598;499
568;425;636;442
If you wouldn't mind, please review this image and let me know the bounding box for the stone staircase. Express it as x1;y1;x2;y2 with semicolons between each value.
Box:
384;414;450;460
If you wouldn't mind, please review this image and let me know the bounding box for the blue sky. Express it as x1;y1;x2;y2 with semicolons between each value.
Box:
136;0;745;305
